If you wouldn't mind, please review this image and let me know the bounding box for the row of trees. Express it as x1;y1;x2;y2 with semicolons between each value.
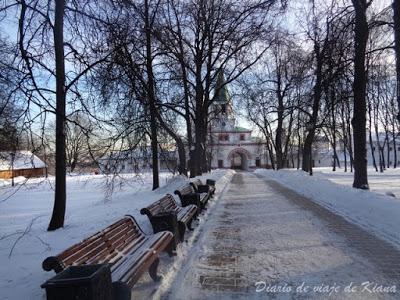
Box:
241;0;399;185
1;0;400;230
0;0;285;230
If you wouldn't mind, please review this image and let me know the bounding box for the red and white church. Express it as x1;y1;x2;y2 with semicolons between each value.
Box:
209;72;268;170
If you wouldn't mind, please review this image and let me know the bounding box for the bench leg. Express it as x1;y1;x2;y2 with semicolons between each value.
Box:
166;239;177;257
42;256;64;273
167;249;177;257
149;257;162;282
178;222;186;242
187;219;194;231
112;281;131;300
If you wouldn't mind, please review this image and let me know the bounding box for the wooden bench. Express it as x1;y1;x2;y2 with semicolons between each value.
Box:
140;194;197;245
42;215;173;292
190;179;215;197
174;184;209;211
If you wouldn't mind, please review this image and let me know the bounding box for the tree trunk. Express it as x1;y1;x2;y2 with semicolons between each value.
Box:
192;54;204;177
345;99;354;172
375;125;384;172
393;117;397;168
368;102;378;171
369;129;377;172
296;142;301;170
48;0;66;231
275;87;284;169
302;132;314;173
386;132;390;168
302;39;323;174
331;90;338;171
351;0;369;189
144;0;159;190
393;0;400;121
177;32;193;176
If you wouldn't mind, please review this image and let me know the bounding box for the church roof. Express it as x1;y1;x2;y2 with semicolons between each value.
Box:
235;126;251;132
212;126;252;133
0;151;46;171
214;69;231;103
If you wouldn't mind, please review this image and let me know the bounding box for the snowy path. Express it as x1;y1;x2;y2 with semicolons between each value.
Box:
162;172;398;299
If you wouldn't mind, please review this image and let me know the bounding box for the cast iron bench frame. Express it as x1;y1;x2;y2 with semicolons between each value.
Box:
140;194;197;245
42;215;173;291
190;179;215;197
174;184;209;211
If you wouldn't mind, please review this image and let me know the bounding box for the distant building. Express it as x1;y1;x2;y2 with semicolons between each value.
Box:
209;71;268;170
294;132;400;169
0;151;47;179
98;147;178;174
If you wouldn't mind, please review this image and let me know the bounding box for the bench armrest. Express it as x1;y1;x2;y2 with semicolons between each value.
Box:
150;212;178;232
149;212;180;245
42;256;64;273
206;179;216;187
181;193;201;208
197;184;210;193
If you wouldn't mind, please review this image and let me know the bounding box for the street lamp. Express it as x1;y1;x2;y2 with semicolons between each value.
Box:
10;152;15;187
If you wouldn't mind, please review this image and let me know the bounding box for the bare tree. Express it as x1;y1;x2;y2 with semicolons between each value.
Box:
393;0;400;121
351;0;370;189
2;0;115;230
47;0;67;230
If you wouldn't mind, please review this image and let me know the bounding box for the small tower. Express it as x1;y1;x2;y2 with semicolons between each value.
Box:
211;69;236;131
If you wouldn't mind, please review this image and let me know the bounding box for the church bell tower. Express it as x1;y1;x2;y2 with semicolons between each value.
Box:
211;69;236;131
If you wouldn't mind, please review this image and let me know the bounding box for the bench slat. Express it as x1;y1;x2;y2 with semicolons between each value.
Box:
63;225;141;266
42;215;173;289
58;218;131;261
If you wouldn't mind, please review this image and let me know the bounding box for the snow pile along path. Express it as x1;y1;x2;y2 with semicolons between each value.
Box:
312;167;400;198
0;169;232;300
255;169;400;249
152;169;235;299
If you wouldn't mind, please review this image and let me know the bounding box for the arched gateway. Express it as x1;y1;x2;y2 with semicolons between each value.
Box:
227;148;251;170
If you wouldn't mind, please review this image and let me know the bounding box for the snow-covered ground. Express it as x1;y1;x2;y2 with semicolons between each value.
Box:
255;168;400;250
0;169;234;300
313;167;400;198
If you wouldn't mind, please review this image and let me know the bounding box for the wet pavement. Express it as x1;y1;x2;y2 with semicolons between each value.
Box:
162;172;399;300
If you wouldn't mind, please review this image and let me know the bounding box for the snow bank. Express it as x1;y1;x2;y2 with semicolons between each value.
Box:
313;167;400;198
255;169;400;249
153;169;235;299
0;169;232;300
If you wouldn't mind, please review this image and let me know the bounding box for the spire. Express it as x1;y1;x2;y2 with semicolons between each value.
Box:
214;69;231;103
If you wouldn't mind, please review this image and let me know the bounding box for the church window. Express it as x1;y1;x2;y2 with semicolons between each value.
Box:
221;104;226;114
219;134;229;141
